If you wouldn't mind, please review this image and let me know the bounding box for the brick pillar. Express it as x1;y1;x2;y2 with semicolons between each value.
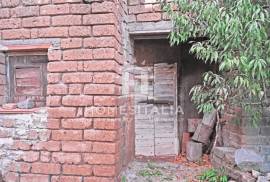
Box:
46;1;124;181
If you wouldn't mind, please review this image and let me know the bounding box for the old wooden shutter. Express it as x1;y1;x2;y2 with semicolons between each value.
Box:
7;55;47;107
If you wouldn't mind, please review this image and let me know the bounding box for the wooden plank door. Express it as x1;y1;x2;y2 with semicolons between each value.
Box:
135;63;178;156
153;63;178;155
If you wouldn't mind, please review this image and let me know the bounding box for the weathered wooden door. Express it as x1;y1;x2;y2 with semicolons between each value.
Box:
135;63;178;156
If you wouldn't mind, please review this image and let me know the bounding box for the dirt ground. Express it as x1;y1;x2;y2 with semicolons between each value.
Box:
121;155;212;182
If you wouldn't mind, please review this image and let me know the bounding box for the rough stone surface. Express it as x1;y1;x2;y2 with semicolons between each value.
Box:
0;109;47;178
121;160;210;182
16;99;34;109
257;176;268;182
235;149;264;172
186;141;203;162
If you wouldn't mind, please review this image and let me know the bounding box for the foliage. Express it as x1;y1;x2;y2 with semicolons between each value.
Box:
163;0;270;124
121;176;127;182
138;163;163;177
197;168;228;182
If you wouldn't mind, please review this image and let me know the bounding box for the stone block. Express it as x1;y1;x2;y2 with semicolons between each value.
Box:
187;118;201;133
257;176;268;182
186;141;202;162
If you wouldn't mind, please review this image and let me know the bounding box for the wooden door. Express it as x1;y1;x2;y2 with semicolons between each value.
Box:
135;63;178;156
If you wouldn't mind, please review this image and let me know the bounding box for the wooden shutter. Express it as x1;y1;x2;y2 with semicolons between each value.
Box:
7;55;47;107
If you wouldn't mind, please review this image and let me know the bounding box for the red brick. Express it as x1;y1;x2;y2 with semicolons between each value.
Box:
40;4;69;15
84;61;121;73
69;26;92;37
92;1;115;13
181;132;190;155
84;37;116;48
39;27;69;38
48;50;62;61
9;162;31;173
93;48;115;59
32;163;60;174
93;25;116;36
5;172;19;182
1;0;19;7
62;72;93;83
128;0;139;5
85;107;118;118
0;18;20;29
40;151;51;162
84;153;116;165
129;5;153;14
48;107;76;118
22;0;50;5
61;38;82;49
21;151;39;162
51;176;82;182
46;96;61;106
52;0;81;3
11;140;31;150
92;142;118;154
62;118;92;129
69;84;83;94
137;13;162;22
84;84;120;95
22;16;50;28
84;177;114;182
52;130;82;141
63;164;92;175
84;130;118;142
93;166;116;177
52;152;81;164
62;141;92;152
32;141;61;151
52;15;81;26
63;49;93;60
47;84;68;95
70;4;90;14
2;29;30;39
0;8;10;18
11;6;39;17
0;119;15;128
83;13;116;25
94;96;118;107
20;174;49;182
48;62;77;72
62;95;93;106
28;130;38;140
47;119;60;129
93;119;120;130
0;129;10;137
93;72;120;84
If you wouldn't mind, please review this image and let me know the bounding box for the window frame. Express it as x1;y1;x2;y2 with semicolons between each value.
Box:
6;52;48;106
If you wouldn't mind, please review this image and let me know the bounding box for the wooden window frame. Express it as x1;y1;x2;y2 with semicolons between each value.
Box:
6;52;48;106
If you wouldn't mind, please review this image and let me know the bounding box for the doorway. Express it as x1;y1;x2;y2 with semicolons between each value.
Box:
133;39;180;156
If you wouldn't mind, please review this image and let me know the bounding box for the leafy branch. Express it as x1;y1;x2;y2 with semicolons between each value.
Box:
163;0;270;125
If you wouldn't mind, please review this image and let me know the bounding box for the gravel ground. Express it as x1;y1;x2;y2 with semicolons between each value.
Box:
121;156;211;182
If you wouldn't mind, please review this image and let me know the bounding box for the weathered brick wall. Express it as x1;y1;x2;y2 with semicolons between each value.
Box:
0;109;48;181
221;107;270;172
0;0;127;181
128;0;166;23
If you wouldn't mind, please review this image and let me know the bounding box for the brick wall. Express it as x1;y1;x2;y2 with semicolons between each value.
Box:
127;0;166;23
0;0;127;181
221;109;270;172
